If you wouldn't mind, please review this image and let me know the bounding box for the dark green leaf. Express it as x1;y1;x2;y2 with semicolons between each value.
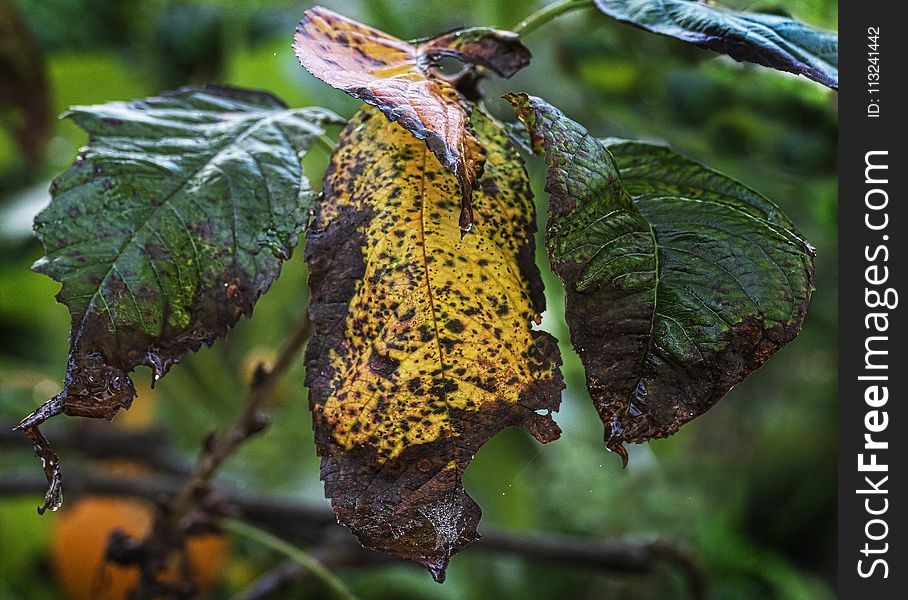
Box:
603;137;799;231
507;93;814;461
593;0;838;89
30;85;341;425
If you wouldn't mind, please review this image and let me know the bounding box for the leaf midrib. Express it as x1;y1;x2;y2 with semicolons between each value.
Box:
415;146;455;443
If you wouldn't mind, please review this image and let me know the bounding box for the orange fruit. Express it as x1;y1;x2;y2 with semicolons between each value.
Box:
50;496;228;600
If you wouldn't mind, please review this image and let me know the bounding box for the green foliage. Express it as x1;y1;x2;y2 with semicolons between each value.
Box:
0;0;51;167
32;86;339;426
0;1;839;598
592;0;837;88
25;0;824;572
509;93;813;460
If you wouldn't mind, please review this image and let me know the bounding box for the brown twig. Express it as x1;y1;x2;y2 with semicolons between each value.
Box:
0;471;337;536
1;309;708;597
124;310;313;598
232;542;384;600
0;424;189;476
0;470;707;599
234;559;321;600
233;533;710;600
170;310;313;514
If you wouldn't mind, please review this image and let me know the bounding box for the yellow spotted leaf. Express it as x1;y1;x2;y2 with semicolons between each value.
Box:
304;106;563;580
293;5;531;233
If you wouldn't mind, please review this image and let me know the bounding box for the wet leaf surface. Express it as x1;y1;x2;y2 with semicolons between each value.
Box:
305;105;562;580
508;93;814;462
594;0;838;89
293;6;531;233
27;85;340;456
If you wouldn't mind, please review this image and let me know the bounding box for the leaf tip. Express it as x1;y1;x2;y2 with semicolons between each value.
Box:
502;91;528;110
458;202;474;237
424;558;449;583
16;400;65;514
503;92;543;155
608;441;629;469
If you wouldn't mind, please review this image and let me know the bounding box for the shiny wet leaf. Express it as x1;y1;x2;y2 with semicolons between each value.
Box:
508;93;814;461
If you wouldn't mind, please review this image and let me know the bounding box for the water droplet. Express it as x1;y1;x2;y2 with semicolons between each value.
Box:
46;490;64;512
258;239;289;259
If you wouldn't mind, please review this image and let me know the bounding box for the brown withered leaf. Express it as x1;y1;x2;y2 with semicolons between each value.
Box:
305;105;562;580
293;5;531;233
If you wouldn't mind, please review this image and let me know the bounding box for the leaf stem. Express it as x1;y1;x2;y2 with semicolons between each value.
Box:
221;518;359;600
513;0;596;36
317;133;338;155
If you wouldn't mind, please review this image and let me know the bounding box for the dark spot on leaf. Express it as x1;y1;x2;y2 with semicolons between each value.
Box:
368;349;400;378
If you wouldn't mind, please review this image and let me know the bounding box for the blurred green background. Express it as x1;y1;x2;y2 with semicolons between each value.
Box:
0;0;837;598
